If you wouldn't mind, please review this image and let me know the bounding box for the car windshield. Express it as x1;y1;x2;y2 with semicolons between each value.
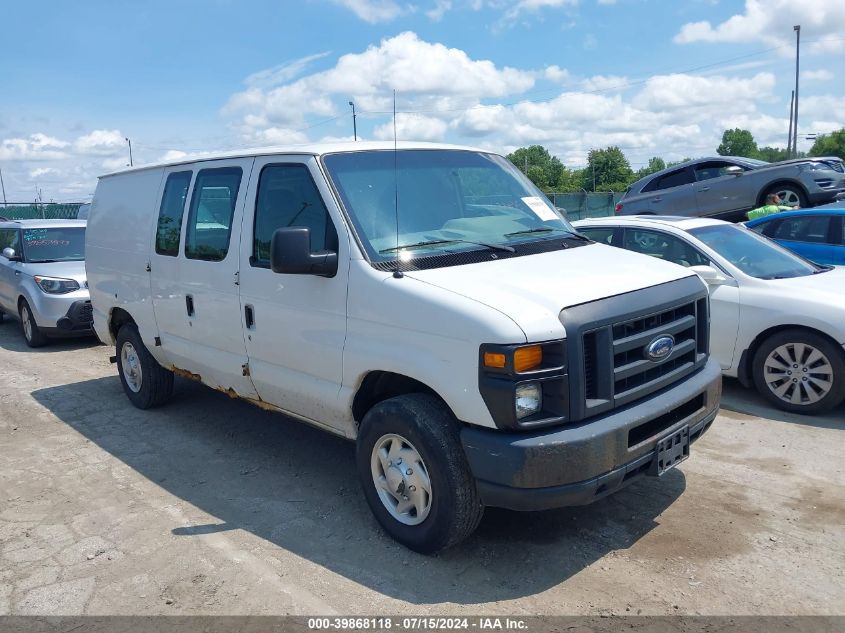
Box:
689;224;820;279
323;150;578;262
22;227;86;262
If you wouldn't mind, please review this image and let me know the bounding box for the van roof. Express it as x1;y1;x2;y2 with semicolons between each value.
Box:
99;141;490;179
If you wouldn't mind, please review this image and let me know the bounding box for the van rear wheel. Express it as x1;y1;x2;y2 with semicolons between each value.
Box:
356;394;484;553
116;324;174;409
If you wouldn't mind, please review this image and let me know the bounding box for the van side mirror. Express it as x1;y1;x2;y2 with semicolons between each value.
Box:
2;247;19;261
270;227;337;277
724;166;743;176
689;265;729;286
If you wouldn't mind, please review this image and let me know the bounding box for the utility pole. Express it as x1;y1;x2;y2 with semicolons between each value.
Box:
0;167;7;207
787;90;795;155
125;137;134;166
792;25;801;157
348;101;357;141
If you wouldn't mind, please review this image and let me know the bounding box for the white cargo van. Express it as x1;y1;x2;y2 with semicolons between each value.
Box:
87;142;721;552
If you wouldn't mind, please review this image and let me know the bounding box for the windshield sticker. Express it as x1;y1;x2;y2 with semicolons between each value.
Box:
521;196;558;221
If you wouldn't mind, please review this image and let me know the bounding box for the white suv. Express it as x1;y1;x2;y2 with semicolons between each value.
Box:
87;142;721;552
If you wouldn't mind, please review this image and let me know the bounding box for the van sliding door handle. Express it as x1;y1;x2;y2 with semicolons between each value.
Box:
185;295;195;317
244;304;255;329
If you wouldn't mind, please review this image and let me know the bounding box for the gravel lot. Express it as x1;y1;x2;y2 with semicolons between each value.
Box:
0;324;842;616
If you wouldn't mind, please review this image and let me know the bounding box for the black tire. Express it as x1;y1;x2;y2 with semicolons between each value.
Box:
356;393;484;554
19;300;49;348
116;323;174;409
752;329;845;414
764;184;808;208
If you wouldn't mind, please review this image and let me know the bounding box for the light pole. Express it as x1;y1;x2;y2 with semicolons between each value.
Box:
125;137;134;167
348;101;357;141
792;25;801;157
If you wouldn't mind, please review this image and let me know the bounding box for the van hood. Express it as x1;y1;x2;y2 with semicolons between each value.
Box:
404;243;700;340
20;260;87;285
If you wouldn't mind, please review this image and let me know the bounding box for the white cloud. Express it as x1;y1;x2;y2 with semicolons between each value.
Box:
225;32;535;138
330;0;404;23
632;72;775;112
426;0;453;20
374;114;449;141
802;69;833;82
28;167;58;179
75;129;125;155
244;52;332;89
674;0;845;55
543;65;570;82
581;74;628;92
505;0;578;19
0;133;69;161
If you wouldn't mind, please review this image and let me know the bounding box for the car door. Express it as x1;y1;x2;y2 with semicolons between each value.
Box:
0;228;22;311
837;216;845;265
638;168;699;215
237;156;349;429
162;158;258;398
692;160;750;216
768;215;836;265
621;227;741;370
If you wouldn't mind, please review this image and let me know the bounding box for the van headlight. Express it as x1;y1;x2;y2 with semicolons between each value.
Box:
515;382;542;420
34;275;80;294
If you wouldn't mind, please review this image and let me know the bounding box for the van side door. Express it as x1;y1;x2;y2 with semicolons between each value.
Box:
152;158;258;398
238;156;349;432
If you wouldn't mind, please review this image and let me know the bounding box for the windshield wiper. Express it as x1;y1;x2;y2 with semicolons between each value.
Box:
29;259;60;263
504;227;591;241
813;265;833;274
380;239;514;255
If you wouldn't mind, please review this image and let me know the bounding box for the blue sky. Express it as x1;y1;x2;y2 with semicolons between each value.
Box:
1;0;843;201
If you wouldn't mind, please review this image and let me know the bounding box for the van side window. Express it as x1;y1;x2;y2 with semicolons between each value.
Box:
185;167;243;261
252;164;336;266
155;171;192;256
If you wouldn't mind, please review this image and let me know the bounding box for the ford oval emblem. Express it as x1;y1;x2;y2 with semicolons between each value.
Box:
645;335;675;362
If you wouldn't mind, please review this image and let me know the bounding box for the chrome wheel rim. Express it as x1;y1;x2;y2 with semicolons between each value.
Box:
775;189;801;206
21;307;32;341
371;433;432;526
120;342;143;393
763;342;833;406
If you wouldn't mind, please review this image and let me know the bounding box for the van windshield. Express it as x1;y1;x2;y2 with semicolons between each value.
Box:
323;150;578;262
22;227;86;262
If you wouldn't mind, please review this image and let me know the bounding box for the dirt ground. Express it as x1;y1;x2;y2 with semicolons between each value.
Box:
0;324;842;616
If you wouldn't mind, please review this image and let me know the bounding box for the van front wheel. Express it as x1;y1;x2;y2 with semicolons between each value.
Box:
116;324;174;409
356;394;484;553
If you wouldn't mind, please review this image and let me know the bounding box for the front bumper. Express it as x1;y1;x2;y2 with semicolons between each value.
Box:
42;299;94;336
461;357;722;511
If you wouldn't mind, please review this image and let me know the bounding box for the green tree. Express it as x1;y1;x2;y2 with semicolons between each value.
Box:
717;128;758;158
808;129;845;160
582;146;634;192
506;145;565;191
635;156;666;180
755;146;791;162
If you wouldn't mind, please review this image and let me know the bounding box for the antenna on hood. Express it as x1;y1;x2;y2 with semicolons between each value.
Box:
392;89;403;279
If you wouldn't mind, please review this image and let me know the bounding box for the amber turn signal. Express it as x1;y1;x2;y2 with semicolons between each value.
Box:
483;352;507;368
513;345;543;373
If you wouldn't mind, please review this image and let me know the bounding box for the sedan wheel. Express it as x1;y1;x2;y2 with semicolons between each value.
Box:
767;185;807;208
763;343;832;406
752;330;845;414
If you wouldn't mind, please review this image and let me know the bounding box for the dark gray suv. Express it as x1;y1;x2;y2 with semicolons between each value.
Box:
615;155;845;219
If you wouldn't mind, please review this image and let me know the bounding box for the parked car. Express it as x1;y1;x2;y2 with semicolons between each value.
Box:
574;215;845;414
615;156;845;219
745;204;845;265
87;142;721;552
0;219;93;347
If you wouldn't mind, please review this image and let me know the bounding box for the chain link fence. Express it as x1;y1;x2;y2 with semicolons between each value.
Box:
0;204;84;220
547;192;623;220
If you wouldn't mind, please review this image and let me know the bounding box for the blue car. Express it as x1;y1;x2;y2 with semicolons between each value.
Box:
746;203;845;265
